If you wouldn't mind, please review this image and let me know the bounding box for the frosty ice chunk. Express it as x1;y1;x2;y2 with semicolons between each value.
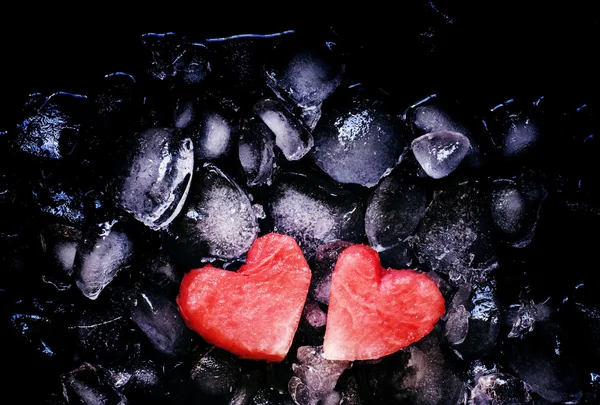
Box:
411;131;470;179
414;181;497;283
469;373;533;405
115;128;194;230
254;98;314;161
312;88;405;187
190;348;242;397
168;162;259;264
268;172;364;257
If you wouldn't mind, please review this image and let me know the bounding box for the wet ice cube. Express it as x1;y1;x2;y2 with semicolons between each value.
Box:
115;128;194;230
229;369;261;405
310;241;352;305
469;373;533;405
444;279;500;359
365;170;426;267
168;162;259;265
61;363;127;405
15;92;88;160
186;109;233;161
129;288;191;358
191;348;242;397
254;98;314;161
411;131;470;179
265;42;345;108
491;175;547;248
504;298;552;339
414;181;498;284
301;104;323;131
504;321;583;403
104;353;163;400
238;117;276;187
74;224;134;300
268;172;364;257
288;346;350;405
312;88;406;187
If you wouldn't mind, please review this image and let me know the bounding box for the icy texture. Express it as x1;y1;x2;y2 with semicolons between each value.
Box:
190;348;242;397
504;298;552;339
288;346;350;405
491;175;547;248
414;181;497;284
116;128;194;230
15;92;87;159
238;118;276;187
365;170;426;267
254;98;314;161
310;241;352;305
229;369;261;405
444;279;500;358
268;172;364;257
411;131;470;179
265;44;345;108
129;288;190;358
74;224;134;300
104;349;163;400
53;239;78;275
469;373;533;405
404;94;486;168
367;331;466;405
61;363;127;405
251;388;294;405
93;72;137;125
312;89;405;187
487;99;544;159
186;110;233;161
504;322;583;403
142;33;210;84
169;162;259;264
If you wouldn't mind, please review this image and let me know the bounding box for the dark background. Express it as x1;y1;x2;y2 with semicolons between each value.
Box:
0;2;597;127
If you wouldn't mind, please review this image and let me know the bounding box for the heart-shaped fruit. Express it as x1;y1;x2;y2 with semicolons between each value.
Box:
177;233;311;362
323;244;445;361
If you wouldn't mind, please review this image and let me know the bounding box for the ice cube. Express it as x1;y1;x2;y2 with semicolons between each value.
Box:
129;287;191;358
238;117;276;187
168;162;259;264
414;181;498;284
310;241;353;305
115;128;194;230
411;131;470;179
254;98;314;161
288;346;350;405
186;109;233;161
365;170;426;267
190;348;242;397
74;223;134;300
61;363;127;405
312;87;406;187
268;172;364;257
491;174;547;248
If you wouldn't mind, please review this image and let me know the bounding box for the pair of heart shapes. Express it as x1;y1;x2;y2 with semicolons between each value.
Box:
177;233;445;362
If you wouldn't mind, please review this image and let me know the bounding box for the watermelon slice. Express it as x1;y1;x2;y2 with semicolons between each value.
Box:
323;244;445;361
177;233;311;362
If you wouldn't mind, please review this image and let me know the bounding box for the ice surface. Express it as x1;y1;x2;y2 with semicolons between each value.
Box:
168;163;259;264
491;175;547;248
365;170;426;267
444;279;500;358
186;110;233;161
53;239;78;276
191;348;242;397
414;181;498;284
411;131;470;179
61;363;127;405
254;98;314;161
268;172;364;257
288;346;350;405
265;45;345;108
504;322;583;403
238;118;276;187
469;373;533;405
116;128;194;230
312;88;406;187
129;288;190;358
74;226;134;300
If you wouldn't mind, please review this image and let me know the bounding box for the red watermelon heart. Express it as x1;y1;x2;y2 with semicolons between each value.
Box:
323;244;445;361
177;233;311;362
